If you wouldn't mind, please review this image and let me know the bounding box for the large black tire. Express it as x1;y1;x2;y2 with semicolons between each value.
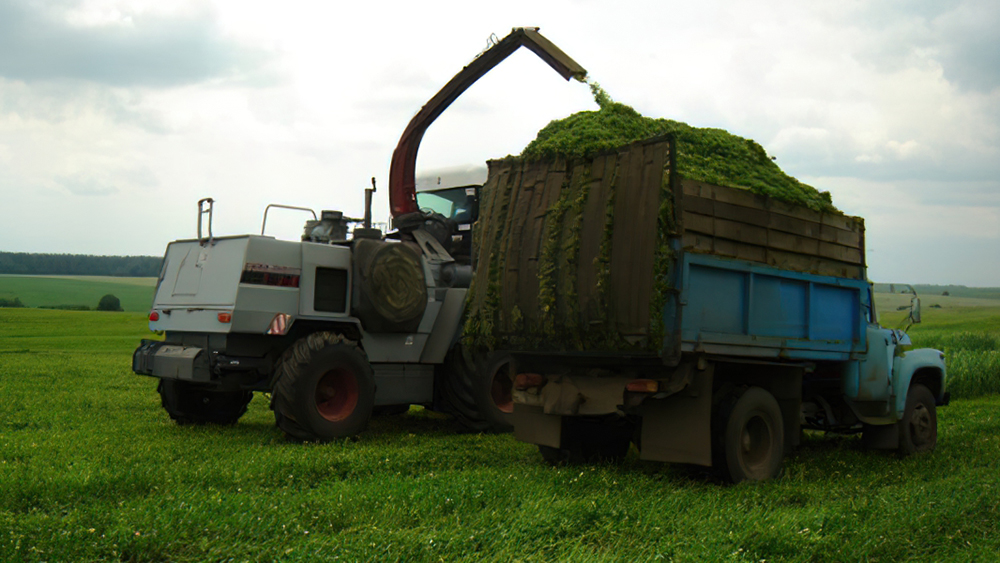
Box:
538;416;633;465
440;347;515;432
271;333;375;442
157;379;252;425
898;384;937;455
714;387;784;483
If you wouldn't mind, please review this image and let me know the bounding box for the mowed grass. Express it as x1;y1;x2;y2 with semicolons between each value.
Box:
0;275;155;312
2;308;999;561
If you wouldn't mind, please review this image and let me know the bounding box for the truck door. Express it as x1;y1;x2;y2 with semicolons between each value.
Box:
851;325;895;402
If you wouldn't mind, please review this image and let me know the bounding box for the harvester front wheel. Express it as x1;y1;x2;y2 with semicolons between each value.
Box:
271;333;375;442
157;379;252;425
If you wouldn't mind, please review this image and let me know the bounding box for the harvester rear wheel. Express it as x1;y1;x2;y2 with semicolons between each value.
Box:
271;333;375;442
157;379;252;425
713;386;784;483
441;346;515;432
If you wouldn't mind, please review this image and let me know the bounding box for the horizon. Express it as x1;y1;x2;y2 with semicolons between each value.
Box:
2;249;999;290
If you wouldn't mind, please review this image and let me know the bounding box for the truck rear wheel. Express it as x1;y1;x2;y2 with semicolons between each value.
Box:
899;384;937;455
441;347;514;432
271;333;375;442
157;379;252;425
715;387;784;483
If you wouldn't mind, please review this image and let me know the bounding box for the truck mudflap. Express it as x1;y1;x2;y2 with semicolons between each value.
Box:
513;374;629;416
512;374;634;450
132;339;210;382
511;363;718;466
632;367;714;466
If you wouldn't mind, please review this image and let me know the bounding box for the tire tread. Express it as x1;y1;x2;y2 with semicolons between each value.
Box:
271;332;366;441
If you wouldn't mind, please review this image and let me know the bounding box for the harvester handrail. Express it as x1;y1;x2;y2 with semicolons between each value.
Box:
261;204;318;236
197;198;214;246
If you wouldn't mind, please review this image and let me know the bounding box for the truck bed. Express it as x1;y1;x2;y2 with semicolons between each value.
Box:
464;135;867;359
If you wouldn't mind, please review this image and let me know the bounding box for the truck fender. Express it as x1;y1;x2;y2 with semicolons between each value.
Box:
892;348;947;419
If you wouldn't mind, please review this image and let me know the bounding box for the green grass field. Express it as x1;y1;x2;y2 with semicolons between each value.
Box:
1;296;998;561
0;275;155;313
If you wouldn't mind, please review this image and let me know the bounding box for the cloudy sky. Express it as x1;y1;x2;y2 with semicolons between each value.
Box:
0;0;997;286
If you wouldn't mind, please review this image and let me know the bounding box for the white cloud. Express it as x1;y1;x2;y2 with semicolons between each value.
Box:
0;0;996;286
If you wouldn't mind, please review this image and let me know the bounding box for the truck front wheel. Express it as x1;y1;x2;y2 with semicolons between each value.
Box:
898;384;937;455
157;379;252;425
271;333;375;442
716;387;784;483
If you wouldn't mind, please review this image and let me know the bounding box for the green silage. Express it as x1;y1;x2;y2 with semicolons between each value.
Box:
521;83;838;213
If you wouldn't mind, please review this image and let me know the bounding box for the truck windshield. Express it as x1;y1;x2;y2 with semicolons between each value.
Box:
415;185;478;224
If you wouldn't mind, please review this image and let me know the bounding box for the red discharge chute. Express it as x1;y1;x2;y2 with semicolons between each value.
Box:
387;27;587;220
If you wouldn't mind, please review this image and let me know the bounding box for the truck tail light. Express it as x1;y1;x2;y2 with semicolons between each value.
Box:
626;379;659;393
514;373;545;390
148;311;159;322
267;313;291;335
217;312;233;323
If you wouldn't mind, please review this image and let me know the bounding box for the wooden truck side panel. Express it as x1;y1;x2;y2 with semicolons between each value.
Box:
466;135;867;360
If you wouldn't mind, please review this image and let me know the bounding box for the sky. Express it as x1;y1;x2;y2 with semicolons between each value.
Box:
0;0;997;286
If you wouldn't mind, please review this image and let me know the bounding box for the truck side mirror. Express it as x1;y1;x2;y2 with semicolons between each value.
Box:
910;296;921;324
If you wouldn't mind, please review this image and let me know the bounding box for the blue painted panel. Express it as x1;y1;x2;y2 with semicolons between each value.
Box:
751;275;807;338
672;253;867;360
686;264;745;335
811;284;858;341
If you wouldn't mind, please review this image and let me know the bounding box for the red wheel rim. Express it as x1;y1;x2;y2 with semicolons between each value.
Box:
315;367;359;422
491;362;514;414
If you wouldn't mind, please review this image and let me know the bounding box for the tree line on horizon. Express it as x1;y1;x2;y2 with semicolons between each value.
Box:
0;252;161;277
873;283;1000;300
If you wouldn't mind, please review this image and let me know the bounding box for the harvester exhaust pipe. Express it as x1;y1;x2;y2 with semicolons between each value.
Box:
387;27;587;230
364;177;376;229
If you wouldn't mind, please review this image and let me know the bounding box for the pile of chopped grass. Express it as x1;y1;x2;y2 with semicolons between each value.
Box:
521;84;837;213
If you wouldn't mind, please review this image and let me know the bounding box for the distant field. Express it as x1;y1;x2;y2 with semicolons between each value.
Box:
0;275;155;312
875;292;1000;328
874;284;1000;301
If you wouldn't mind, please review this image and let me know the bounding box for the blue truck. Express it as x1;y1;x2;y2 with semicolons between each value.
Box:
467;136;948;482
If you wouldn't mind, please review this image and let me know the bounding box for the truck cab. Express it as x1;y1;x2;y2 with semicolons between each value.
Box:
833;285;948;451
